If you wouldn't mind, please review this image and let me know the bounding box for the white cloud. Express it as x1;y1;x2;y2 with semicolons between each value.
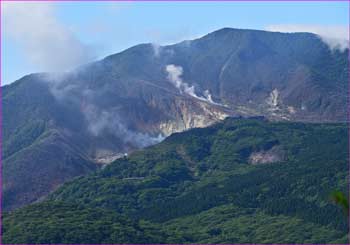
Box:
265;24;349;51
3;2;96;72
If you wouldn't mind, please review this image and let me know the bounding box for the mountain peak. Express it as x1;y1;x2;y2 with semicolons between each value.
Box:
3;24;347;212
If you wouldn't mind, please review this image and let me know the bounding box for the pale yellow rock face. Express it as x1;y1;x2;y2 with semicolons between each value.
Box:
159;100;229;136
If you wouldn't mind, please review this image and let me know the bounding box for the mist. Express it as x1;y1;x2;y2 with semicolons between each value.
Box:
3;2;96;73
46;72;164;149
265;24;349;51
83;103;164;148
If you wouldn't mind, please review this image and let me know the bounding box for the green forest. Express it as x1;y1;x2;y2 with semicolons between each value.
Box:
3;118;349;243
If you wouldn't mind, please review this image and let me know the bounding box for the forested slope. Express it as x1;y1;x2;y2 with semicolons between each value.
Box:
3;118;349;243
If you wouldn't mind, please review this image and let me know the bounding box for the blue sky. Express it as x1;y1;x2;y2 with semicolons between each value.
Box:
2;1;349;85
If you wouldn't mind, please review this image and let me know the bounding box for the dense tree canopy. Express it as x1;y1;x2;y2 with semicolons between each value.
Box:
3;118;349;243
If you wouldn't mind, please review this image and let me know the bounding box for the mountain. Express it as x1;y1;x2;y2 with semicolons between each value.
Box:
3;118;348;244
3;27;348;211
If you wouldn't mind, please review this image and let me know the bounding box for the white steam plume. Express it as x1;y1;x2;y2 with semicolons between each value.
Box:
204;90;214;104
83;104;164;148
166;64;202;99
165;64;221;105
265;24;349;51
166;64;184;90
151;43;162;57
3;2;96;72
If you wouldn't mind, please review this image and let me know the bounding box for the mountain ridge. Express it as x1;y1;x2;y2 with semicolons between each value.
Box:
3;27;348;210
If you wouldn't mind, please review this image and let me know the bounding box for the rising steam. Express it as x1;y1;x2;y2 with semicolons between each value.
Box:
47;73;164;149
83;104;164;148
165;64;221;105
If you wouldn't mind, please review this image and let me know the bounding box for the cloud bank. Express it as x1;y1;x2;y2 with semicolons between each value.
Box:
3;2;96;72
265;24;349;51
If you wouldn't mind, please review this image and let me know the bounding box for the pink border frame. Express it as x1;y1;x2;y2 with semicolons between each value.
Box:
0;0;349;1
0;0;349;245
